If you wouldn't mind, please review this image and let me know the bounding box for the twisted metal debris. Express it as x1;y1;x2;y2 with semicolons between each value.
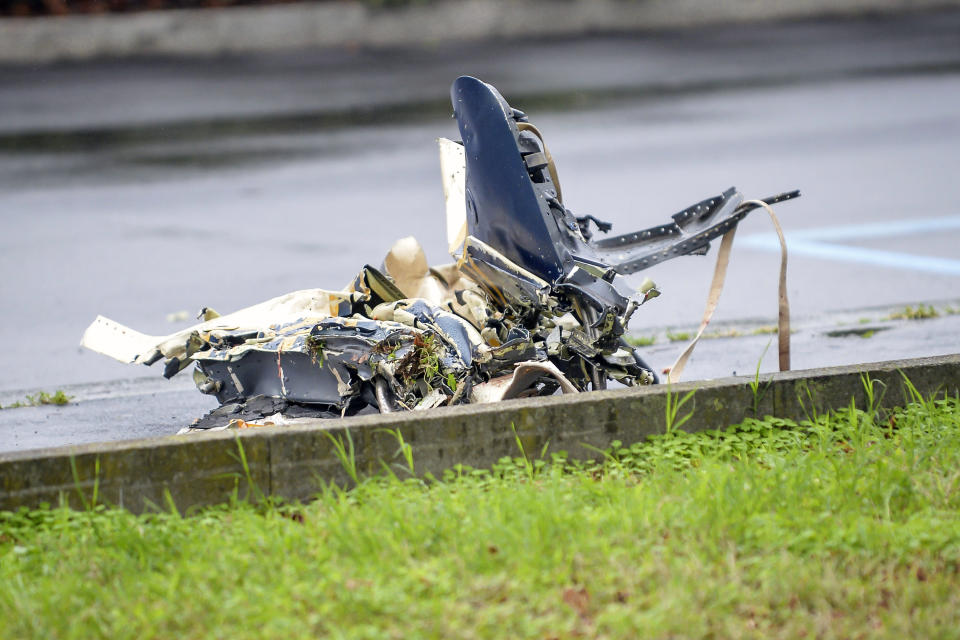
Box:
81;76;799;428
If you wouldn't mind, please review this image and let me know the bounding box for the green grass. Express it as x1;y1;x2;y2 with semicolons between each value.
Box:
888;305;940;320
641;324;784;345
2;396;960;638
0;389;73;410
625;334;656;347
703;328;742;340
751;325;779;335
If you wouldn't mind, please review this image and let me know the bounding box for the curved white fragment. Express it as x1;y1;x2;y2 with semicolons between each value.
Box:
470;360;579;404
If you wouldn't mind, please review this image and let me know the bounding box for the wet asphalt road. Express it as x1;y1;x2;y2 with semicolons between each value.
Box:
1;11;959;451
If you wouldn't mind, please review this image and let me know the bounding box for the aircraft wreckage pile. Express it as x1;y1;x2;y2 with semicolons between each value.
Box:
82;76;799;430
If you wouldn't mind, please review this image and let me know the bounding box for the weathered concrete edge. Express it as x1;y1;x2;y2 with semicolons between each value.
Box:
2;0;960;64
1;353;957;513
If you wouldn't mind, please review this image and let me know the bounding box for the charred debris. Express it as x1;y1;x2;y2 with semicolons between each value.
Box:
82;76;799;430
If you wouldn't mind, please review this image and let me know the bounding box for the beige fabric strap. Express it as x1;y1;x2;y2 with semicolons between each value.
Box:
665;199;790;383
516;122;563;204
665;228;737;384
747;199;791;372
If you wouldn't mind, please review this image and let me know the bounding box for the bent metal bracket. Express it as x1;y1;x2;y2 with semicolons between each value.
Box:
82;76;799;430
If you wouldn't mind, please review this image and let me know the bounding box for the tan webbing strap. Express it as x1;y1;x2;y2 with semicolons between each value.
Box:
665;199;790;383
516;122;563;204
665;228;737;384
746;199;791;372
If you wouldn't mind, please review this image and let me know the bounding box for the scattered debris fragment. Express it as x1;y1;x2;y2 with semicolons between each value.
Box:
82;76;799;429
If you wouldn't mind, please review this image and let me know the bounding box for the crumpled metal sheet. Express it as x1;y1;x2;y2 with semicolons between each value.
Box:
82;75;798;428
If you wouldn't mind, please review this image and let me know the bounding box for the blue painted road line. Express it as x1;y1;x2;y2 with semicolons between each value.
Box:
781;216;960;241
739;216;960;276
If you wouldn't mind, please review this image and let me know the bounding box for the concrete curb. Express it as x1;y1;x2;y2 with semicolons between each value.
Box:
1;353;958;513
2;0;960;64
